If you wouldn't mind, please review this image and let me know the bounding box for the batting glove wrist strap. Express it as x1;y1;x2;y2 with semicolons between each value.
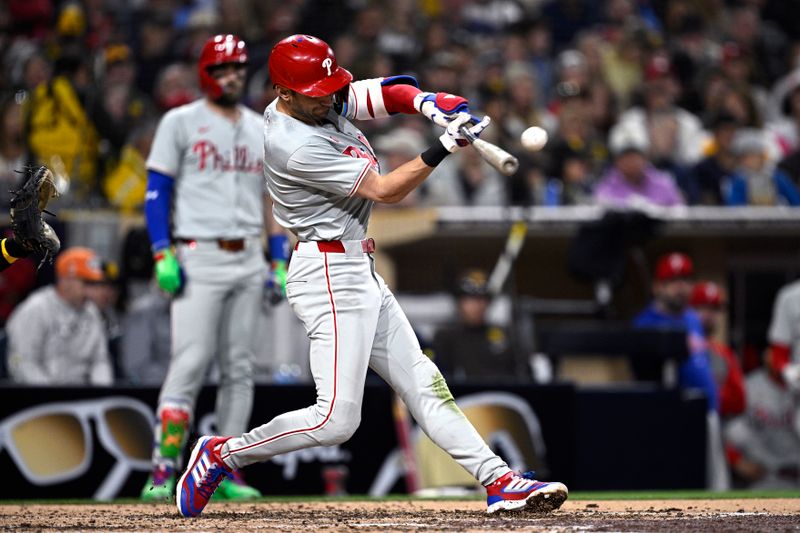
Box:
414;92;470;128
421;140;451;167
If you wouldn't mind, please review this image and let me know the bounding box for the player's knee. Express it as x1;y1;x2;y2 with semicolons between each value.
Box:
219;361;254;388
316;400;361;446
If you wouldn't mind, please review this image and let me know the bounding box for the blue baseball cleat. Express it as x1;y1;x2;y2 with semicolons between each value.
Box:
176;436;233;517
485;471;568;514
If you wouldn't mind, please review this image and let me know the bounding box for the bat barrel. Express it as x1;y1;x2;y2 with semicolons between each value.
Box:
458;125;519;176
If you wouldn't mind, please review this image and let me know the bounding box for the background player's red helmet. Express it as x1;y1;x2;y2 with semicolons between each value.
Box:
654;252;694;281
690;281;724;308
269;34;353;97
199;34;248;99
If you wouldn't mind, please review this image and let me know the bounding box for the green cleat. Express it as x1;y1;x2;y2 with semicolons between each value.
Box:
140;466;176;502
214;472;262;500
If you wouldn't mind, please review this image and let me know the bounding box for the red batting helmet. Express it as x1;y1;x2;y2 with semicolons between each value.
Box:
198;34;248;99
654;252;694;281
269;34;353;97
690;281;724;308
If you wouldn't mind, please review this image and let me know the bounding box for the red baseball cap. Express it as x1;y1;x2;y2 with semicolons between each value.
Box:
644;53;673;81
690;281;724;308
654;252;694;281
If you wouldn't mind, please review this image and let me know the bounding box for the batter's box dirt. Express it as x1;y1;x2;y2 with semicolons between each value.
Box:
0;499;798;532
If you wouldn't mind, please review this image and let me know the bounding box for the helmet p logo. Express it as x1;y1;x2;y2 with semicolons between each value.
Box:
322;57;333;76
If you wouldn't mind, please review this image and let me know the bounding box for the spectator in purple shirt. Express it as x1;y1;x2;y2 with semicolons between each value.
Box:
593;125;686;208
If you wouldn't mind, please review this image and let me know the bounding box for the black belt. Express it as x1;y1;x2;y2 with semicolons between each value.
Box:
177;238;246;252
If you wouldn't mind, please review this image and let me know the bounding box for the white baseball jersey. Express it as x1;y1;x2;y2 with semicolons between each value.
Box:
768;279;800;362
146;99;265;239
146;99;269;469
263;99;378;240
725;369;800;477
221;98;512;489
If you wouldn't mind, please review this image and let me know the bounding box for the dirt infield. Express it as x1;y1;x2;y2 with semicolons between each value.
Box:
1;498;799;532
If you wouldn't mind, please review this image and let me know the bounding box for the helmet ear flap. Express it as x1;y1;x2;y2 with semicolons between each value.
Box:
332;85;350;114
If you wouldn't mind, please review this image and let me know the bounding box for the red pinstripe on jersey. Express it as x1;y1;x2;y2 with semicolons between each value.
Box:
223;253;339;458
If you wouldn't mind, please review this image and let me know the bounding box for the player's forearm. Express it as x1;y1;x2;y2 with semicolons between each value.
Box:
363;158;436;204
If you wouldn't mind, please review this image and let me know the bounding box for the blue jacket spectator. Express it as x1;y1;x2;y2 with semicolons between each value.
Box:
723;129;800;206
633;252;719;412
724;168;800;206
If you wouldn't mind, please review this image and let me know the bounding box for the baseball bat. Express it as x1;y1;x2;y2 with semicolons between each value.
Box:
487;220;528;297
459;125;519;176
391;393;419;494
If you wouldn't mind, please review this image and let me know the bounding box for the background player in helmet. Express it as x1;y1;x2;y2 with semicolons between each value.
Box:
176;34;568;518
690;281;746;418
141;34;289;501
633;252;719;412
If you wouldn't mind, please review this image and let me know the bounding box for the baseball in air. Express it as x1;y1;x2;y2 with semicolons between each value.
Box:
520;126;548;152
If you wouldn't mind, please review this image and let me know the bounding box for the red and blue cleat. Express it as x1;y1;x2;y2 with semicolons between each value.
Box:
485;471;568;514
176;436;233;517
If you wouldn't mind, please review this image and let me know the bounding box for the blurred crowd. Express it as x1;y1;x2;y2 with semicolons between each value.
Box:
3;0;800;210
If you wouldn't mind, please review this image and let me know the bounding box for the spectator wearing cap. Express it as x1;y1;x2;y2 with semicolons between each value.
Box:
431;269;519;382
690;112;741;205
86;259;123;380
723;128;800;206
5;247;113;385
592;124;685;208
690;281;746;419
633;252;718;412
610;52;708;196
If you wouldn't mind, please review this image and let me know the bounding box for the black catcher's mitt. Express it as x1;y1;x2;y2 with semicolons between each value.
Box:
10;165;61;263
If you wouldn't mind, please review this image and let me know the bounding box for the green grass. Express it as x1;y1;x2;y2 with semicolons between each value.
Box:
1;490;798;505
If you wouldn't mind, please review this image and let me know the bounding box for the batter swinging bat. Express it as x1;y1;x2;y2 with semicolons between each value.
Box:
459;124;519;176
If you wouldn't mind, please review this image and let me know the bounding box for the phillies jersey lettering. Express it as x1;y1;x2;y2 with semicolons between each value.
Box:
147;100;265;239
263;99;378;241
192;141;262;172
343;145;378;168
